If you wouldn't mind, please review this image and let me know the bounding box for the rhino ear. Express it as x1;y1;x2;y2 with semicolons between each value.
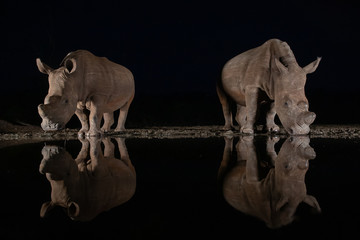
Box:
303;57;321;74
36;58;53;75
273;57;288;74
303;195;321;212
40;201;55;218
64;58;77;74
67;201;80;219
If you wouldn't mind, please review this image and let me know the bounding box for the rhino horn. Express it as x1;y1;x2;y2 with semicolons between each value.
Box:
303;57;321;74
273;57;288;74
304;146;316;160
304;111;316;125
297;111;316;126
36;58;53;75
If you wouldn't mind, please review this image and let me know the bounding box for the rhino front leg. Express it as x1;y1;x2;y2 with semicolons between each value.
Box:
266;135;280;165
101;112;114;132
75;107;89;137
75;137;90;164
241;88;258;134
88;137;107;176
238;136;258;182
266;102;280;133
87;104;104;137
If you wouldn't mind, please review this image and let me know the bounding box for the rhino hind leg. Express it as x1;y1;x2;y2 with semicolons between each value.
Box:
101;112;115;132
266;102;280;133
235;105;247;128
115;99;133;132
216;83;234;130
102;137;115;157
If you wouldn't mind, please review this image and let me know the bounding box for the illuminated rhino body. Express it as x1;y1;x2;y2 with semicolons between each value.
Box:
37;50;135;136
217;39;321;135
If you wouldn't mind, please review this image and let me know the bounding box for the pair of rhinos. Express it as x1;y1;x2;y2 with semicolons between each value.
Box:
37;39;321;136
40;136;319;228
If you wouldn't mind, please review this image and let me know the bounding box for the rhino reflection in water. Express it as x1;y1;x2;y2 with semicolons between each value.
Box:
39;137;136;221
218;136;320;228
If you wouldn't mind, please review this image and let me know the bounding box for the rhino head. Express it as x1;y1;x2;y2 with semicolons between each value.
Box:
39;144;81;219
272;55;321;135
39;145;78;180
36;58;78;131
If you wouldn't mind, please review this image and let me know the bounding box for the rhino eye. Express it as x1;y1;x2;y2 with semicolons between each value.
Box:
283;98;293;107
63;99;69;104
284;163;292;170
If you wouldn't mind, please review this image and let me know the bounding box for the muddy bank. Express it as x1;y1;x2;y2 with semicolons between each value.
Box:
1;120;360;148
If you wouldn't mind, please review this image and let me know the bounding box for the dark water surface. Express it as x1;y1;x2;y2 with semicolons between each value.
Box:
1;136;360;239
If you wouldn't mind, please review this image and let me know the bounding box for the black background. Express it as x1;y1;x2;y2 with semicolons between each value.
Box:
1;0;359;128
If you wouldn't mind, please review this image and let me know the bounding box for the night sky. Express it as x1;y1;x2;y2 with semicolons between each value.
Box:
1;0;360;128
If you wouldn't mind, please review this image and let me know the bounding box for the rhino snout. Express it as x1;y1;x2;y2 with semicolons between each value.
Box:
38;104;64;131
41;145;60;159
41;120;63;131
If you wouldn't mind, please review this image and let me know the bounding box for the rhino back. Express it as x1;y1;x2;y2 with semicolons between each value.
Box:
223;165;275;224
63;50;134;100
221;39;284;101
74;159;136;221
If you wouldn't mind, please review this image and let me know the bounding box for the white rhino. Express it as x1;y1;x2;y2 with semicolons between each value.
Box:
36;50;135;137
39;137;136;221
217;39;321;135
218;136;320;228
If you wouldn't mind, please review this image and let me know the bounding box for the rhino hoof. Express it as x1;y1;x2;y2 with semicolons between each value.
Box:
85;130;103;138
268;125;280;133
268;135;280;143
78;131;86;137
241;127;254;135
223;124;234;131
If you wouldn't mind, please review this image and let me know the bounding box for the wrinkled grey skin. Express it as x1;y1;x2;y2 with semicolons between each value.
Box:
218;136;320;228
217;39;321;135
37;50;135;137
39;137;136;221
